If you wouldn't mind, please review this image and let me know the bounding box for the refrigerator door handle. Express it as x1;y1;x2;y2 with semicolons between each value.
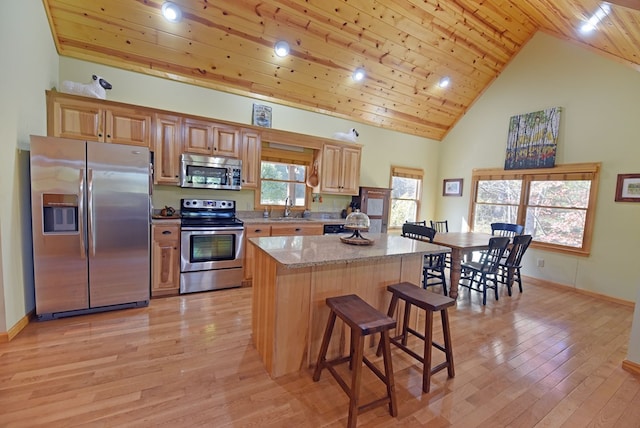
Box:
78;168;87;259
87;168;96;257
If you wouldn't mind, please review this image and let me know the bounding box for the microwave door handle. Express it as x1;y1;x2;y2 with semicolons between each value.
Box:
78;168;87;259
87;168;96;257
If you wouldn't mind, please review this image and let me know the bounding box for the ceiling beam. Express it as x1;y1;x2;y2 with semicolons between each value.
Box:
607;0;640;12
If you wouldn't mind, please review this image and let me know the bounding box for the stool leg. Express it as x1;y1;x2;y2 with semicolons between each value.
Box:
313;311;337;382
422;309;434;393
347;332;365;428
401;302;412;346
376;294;399;357
441;309;455;378
380;329;398;417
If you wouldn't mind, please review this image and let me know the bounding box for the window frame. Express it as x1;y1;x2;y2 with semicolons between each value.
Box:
255;144;314;213
388;165;424;230
469;162;600;256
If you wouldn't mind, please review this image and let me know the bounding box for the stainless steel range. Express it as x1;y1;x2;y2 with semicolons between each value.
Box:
180;198;244;294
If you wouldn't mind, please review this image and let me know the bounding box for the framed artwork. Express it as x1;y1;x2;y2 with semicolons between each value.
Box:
443;178;463;197
252;104;272;128
504;106;561;170
615;174;640;202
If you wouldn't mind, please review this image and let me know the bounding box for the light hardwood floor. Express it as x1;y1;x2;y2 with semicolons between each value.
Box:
1;282;639;427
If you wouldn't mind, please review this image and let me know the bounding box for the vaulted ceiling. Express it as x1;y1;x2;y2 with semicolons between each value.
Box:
42;0;640;141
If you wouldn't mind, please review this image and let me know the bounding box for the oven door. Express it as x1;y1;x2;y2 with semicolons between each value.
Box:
180;226;244;273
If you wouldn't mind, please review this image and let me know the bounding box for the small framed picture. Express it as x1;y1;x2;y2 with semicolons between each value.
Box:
443;178;463;197
615;173;640;202
252;104;272;128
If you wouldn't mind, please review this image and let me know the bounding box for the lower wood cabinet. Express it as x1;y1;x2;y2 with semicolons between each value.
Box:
151;223;180;297
242;222;324;285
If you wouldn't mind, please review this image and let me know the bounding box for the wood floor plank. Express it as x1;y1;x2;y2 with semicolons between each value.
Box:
0;282;638;427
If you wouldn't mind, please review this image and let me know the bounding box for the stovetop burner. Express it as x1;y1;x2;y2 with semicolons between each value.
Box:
180;198;243;228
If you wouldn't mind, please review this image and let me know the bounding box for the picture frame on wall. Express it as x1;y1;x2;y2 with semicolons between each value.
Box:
443;178;463;197
615;173;640;202
252;104;272;128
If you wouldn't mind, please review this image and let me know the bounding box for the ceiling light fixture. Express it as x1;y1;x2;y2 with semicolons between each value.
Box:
274;41;290;57
438;76;451;88
161;2;182;23
352;68;366;82
580;3;611;33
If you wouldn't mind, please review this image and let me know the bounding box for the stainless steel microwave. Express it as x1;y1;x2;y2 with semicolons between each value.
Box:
179;154;242;190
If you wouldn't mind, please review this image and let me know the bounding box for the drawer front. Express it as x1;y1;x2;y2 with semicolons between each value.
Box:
270;224;323;236
246;226;272;238
153;224;180;241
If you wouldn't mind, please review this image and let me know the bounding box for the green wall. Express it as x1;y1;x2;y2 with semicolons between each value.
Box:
438;32;640;302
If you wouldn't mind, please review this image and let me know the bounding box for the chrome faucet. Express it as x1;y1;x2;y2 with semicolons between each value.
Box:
284;197;292;217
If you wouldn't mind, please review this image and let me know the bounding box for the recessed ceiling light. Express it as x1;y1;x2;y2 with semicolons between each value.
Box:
274;41;290;57
580;4;611;34
162;2;182;23
352;68;366;82
438;77;451;88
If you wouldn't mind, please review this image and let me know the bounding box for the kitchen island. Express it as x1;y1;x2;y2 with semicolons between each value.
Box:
249;233;451;378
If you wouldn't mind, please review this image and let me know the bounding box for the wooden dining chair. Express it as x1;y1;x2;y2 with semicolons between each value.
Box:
401;224;449;296
490;222;524;238
430;220;450;267
498;234;532;295
459;236;510;305
430;220;449;233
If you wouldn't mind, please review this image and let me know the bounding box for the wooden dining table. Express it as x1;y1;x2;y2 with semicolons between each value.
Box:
430;232;494;300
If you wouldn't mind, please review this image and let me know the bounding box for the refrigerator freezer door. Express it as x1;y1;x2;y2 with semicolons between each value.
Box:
87;142;150;307
30;136;89;314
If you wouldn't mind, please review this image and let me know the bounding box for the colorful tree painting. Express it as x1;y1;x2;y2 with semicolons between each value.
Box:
505;107;561;170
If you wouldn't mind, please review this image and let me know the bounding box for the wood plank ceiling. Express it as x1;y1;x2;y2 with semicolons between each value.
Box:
42;0;640;141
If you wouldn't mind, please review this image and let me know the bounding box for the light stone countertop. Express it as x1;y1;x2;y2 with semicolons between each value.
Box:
249;233;451;269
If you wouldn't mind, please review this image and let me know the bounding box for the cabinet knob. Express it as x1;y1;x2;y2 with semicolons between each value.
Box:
162;230;172;235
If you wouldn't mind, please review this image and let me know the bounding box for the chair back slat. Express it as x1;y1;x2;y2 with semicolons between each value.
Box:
477;237;510;273
490;222;524;238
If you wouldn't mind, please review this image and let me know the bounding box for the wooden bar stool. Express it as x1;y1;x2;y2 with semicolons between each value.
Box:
377;282;455;393
313;294;398;428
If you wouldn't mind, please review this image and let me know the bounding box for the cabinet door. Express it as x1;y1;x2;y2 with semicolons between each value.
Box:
151;224;180;297
106;107;152;147
320;144;343;193
213;125;240;157
359;187;390;233
50;97;104;141
244;225;271;282
154;114;182;185
240;129;261;188
183;117;214;154
340;147;362;195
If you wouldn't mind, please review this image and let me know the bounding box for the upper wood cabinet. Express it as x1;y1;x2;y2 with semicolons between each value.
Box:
183;118;240;158
320;143;361;195
47;91;152;147
154;113;182;185
240;129;261;188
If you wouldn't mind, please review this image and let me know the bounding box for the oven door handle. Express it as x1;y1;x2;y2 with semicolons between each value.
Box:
180;226;245;232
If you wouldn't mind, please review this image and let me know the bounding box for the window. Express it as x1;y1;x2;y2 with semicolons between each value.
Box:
389;166;423;228
257;144;313;211
470;163;600;255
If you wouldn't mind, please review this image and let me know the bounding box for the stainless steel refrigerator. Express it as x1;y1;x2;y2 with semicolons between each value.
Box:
30;135;151;320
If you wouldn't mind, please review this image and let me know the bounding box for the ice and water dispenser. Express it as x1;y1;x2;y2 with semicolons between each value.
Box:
41;193;78;233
